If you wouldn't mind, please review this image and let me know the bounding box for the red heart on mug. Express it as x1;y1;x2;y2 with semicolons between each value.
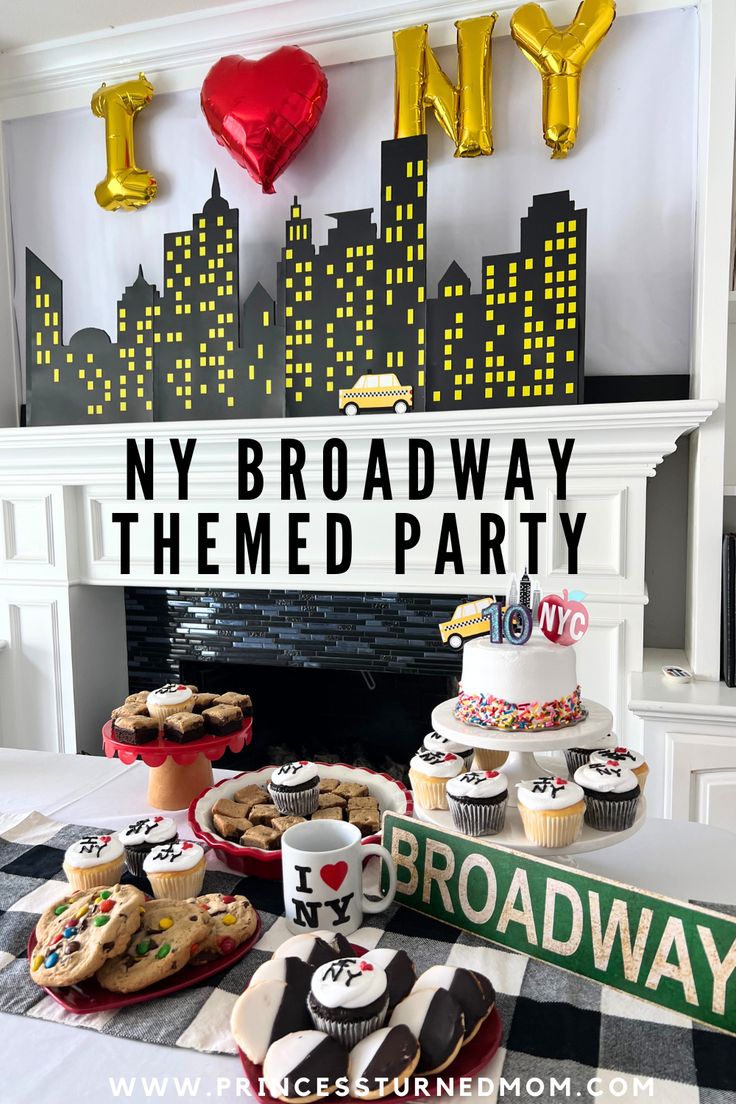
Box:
200;47;328;195
320;861;348;891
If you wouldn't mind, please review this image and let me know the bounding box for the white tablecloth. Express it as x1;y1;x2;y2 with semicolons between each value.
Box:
1;747;734;1104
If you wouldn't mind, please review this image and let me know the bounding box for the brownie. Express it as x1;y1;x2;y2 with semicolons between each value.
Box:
349;808;380;836
271;815;306;834
213;798;246;818
242;825;280;850
318;793;346;810
192;693;219;714
311;807;343;822
185;684;199;694
214;691;253;717
233;784;269;812
319;778;341;793
334;782;369;799
202;704;243;735
250;803;279;826
125;691;149;704
347;796;379;811
163;711;205;743
213;813;252;840
111;702;148;720
113;714;159;745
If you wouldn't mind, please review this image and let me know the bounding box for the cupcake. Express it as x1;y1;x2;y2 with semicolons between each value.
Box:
516;776;585;848
446;770;508;836
146;683;195;726
408;748;464;810
118;816;178;877
423;731;474;771
574;761;641;831
471;748;509;771
143;840;206;899
563;746;596;776
308;956;389;1048
268;761;320;816
63;833;125;890
589;746;649;792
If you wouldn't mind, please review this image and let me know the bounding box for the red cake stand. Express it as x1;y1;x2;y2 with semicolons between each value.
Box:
102;718;253;811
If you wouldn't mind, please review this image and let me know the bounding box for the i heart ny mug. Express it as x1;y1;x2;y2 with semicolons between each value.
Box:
281;819;397;936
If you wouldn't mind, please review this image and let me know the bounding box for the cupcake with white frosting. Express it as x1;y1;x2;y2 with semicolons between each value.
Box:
574;761;641;831
408;748;464;810
146;683;195;726
516;776;585;848
143;840;206;899
268;761;320;816
308;956;390;1048
446;770;508;837
422;731;474;771
118;816;178;877
63;833;125;890
589;746;649;793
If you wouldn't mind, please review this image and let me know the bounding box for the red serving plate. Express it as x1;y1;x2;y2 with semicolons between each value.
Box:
240;1005;503;1103
27;910;261;1013
189;762;413;880
102;716;253;767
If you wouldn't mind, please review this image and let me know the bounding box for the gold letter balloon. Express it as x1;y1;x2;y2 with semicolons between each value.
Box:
91;73;157;210
511;0;616;158
394;14;497;157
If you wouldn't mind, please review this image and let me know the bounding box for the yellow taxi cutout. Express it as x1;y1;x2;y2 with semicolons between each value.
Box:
339;373;413;415
438;597;494;649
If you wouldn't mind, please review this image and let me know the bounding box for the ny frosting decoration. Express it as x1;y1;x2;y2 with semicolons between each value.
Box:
25;138;586;425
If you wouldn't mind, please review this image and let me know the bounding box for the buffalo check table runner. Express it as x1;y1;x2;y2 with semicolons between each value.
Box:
0;813;734;1102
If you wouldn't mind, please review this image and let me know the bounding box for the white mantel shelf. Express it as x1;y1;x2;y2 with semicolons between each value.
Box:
0;400;717;487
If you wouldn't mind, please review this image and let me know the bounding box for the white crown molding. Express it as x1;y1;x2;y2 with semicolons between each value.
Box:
0;0;696;120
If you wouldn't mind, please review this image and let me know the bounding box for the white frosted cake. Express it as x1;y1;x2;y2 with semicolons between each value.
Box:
455;636;583;730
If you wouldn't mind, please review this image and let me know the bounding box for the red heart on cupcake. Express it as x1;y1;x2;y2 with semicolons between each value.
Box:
319;861;348;891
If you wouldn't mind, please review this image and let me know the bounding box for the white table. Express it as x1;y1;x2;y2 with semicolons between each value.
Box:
1;748;735;1104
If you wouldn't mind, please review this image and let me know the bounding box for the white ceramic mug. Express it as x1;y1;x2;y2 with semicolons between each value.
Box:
281;819;398;936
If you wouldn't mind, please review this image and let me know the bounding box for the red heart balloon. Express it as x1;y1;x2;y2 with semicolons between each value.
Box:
201;47;328;195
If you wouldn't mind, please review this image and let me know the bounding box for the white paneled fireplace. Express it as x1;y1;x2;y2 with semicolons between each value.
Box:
0;400;715;789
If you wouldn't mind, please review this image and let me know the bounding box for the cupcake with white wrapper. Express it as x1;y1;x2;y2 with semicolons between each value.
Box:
408;748;464;810
268;760;320;816
63;834;125;890
142;840;206;899
516;776;585;848
573;761;641;831
446;770;508;836
146;683;195;726
422;731;474;771
307;956;390;1048
588;746;649;793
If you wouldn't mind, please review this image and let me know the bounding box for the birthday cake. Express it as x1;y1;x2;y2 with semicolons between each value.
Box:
455;636;584;731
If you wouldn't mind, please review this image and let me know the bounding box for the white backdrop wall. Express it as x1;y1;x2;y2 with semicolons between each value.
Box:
4;8;696;391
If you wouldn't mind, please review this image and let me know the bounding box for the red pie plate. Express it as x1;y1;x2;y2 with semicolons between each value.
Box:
102;716;253;767
27;910;261;1014
239;1005;503;1103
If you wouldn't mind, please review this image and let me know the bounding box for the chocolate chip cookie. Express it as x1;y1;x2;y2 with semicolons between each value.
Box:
190;892;258;961
97;898;210;993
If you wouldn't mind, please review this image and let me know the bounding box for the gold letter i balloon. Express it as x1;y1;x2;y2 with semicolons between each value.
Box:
91;73;157;210
511;0;616;158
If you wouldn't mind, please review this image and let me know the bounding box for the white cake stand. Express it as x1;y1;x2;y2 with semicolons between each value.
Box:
430;697;613;809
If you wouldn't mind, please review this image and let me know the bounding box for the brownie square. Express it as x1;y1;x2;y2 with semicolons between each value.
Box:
111;702;148;720
335;782;369;799
163;711;205;743
349;809;380;836
113;714;159;745
347;796;379;811
271;815;306;834
250;804;279;827
242;825;280;850
212;798;246;819
214;692;253;717
125;691;149;704
233;784;269;812
213;814;253;840
202;704;243;735
318;793;346;810
311;807;343;822
192;693;219;713
319;778;341;793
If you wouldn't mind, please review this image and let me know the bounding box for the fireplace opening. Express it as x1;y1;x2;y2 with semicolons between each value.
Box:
179;659;454;783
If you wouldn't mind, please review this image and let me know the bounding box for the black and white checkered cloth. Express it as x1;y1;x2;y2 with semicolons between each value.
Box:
0;813;734;1102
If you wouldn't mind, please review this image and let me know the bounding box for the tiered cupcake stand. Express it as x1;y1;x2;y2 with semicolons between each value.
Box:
418;697;645;858
102;718;253;811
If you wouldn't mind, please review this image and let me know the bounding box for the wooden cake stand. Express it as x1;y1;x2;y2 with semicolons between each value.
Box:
102;718;253;811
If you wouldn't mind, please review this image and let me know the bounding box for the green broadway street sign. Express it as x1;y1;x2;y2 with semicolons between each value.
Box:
382;812;736;1034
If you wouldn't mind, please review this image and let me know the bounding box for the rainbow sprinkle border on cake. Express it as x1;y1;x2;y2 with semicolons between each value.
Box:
455;685;585;731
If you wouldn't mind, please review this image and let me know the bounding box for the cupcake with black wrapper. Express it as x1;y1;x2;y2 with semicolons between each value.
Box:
589;746;649;792
422;731;474;771
268;761;320;816
118;816;178;876
562;746;598;776
573;761;641;831
446;769;508;836
308;956;389;1048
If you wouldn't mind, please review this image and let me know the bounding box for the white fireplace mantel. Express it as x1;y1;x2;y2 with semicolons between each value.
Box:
0;399;716;758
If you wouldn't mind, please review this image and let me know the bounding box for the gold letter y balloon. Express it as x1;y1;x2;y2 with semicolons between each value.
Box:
511;0;616;158
91;73;157;210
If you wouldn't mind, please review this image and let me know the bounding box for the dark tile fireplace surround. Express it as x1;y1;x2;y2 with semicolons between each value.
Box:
125;588;464;781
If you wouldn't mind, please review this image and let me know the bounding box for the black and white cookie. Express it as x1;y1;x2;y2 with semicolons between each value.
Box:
348;1024;420;1100
230;979;312;1064
361;949;416;1009
263;1030;348;1103
388;988;465;1074
118;816;178;876
272;931;344;968
268;761;321;816
411;965;494;1042
250;955;315;998
308;957;389;1048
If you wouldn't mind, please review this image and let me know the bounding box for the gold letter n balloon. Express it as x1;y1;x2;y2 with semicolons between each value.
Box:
394;15;496;157
511;0;616;158
91;73;157;210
